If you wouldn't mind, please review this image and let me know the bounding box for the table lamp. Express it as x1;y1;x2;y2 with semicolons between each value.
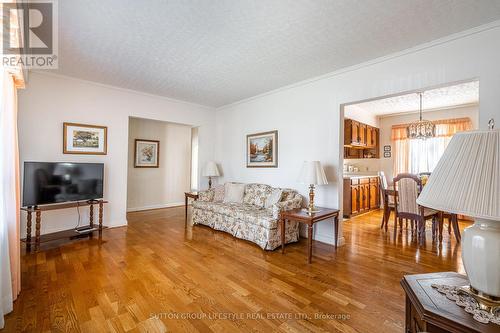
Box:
417;120;499;313
298;161;328;215
202;161;220;189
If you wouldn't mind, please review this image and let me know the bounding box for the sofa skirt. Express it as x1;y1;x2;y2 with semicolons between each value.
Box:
192;208;299;250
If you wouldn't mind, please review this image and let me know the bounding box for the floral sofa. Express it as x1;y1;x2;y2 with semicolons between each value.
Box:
192;183;303;250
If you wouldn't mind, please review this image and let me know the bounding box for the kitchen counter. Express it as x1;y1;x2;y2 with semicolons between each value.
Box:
343;173;379;179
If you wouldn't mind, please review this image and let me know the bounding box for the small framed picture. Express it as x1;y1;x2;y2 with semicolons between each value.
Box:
384;145;391;152
134;139;160;168
63;122;107;155
384;151;391;158
247;130;278;168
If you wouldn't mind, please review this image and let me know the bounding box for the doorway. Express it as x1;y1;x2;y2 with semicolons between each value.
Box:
340;80;479;220
126;117;196;212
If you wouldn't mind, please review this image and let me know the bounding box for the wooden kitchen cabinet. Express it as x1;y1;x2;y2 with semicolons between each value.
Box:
344;118;379;159
351;185;360;214
359;123;367;146
369;177;379;209
344;119;359;146
366;126;373;148
343;177;380;218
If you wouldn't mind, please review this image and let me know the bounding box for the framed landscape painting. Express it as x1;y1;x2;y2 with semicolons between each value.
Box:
134;139;160;168
247;130;278;168
63;122;107;155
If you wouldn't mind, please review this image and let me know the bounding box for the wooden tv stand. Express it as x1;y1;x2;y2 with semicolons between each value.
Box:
21;200;108;252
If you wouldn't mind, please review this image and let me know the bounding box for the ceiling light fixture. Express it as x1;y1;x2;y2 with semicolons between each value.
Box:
407;92;436;139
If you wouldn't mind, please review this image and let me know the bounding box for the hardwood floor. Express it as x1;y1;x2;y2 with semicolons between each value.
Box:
3;207;467;332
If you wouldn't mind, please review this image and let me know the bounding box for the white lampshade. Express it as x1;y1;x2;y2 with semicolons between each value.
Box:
417;130;499;220
297;161;328;185
202;161;220;177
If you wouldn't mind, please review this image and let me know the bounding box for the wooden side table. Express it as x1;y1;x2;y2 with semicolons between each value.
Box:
184;191;199;220
280;207;340;263
401;272;497;333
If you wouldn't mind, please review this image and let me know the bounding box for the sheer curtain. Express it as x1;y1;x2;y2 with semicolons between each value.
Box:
1;1;24;327
393;118;473;176
0;69;22;329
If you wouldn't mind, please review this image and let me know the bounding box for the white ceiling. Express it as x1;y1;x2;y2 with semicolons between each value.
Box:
50;1;500;107
345;81;479;116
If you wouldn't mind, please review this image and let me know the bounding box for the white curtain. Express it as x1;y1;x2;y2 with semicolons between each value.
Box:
0;1;24;327
0;69;21;329
408;135;451;174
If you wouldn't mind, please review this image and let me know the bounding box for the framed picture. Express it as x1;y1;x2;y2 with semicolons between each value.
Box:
63;122;107;155
134;139;160;168
384;151;391;158
384;145;391;152
246;130;278;168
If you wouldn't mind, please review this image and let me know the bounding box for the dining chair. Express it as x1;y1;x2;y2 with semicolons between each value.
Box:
418;172;459;240
379;171;395;230
418;171;432;186
393;173;443;243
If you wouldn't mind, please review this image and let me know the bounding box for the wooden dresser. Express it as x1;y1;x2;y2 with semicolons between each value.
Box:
343;176;380;218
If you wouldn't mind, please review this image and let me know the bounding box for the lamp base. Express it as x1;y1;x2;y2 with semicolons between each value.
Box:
302;207;321;215
458;285;500;315
462;218;500;301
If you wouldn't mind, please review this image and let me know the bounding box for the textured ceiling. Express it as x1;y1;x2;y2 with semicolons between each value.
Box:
345;81;479;116
51;1;500;107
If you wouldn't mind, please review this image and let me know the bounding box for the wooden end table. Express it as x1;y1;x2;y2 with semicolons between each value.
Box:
184;191;199;220
401;272;497;333
280;207;340;264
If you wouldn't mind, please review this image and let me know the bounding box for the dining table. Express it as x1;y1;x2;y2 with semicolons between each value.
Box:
381;186;461;242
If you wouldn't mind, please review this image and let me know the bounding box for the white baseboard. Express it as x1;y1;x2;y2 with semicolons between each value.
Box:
314;233;346;247
126;202;184;212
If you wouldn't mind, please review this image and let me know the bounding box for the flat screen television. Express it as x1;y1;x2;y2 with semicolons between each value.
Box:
23;162;104;207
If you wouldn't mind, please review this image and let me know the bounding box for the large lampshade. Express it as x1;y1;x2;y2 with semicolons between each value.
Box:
297;161;328;185
417;130;499;219
417;128;500;301
202;161;220;177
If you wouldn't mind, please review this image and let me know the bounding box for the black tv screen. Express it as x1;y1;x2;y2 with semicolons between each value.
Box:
23;162;104;207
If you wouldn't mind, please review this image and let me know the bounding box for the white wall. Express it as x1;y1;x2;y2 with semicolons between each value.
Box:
18;72;215;237
378;105;479;183
127;118;192;211
214;24;500;246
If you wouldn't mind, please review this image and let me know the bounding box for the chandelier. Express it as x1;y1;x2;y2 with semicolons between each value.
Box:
407;92;435;139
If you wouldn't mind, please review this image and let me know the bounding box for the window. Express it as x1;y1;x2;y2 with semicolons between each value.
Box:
393;118;472;176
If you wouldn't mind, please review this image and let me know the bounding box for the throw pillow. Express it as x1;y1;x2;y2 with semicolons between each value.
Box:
265;188;283;209
213;185;225;202
198;189;214;202
223;183;246;203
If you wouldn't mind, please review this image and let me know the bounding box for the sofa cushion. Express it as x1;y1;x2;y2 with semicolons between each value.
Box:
224;183;245;203
264;188;283;209
213;185;225;202
198;189;214;202
243;183;273;208
192;201;278;229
